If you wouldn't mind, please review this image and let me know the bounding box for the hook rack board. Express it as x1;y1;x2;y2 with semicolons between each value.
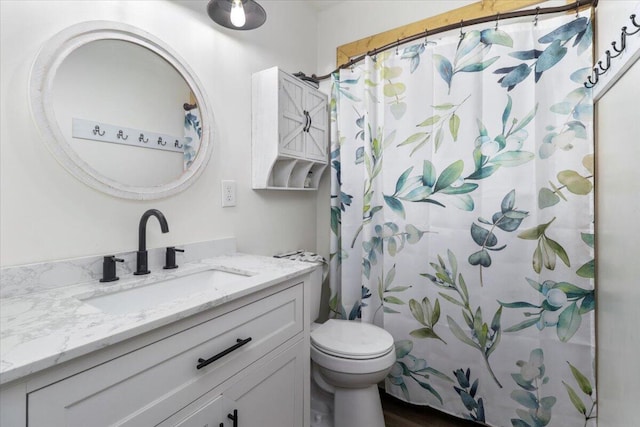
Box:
588;3;640;101
72;118;186;153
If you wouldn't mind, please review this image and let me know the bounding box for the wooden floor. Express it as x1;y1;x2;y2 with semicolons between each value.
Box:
381;391;479;427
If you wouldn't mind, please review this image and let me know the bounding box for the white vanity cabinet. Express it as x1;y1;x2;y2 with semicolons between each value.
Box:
252;67;328;190
2;277;310;427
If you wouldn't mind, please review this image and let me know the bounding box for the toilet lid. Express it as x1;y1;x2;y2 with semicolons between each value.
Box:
311;319;394;359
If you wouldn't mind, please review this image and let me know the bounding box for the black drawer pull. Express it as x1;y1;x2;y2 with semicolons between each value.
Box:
228;409;238;427
196;337;252;370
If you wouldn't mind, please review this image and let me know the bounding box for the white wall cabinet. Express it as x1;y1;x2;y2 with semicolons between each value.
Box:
252;67;328;190
3;278;309;427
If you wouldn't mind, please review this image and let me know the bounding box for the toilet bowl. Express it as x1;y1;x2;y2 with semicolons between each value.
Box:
310;319;395;427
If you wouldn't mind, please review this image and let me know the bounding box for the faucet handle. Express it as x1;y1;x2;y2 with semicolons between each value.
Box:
100;256;124;282
163;247;184;270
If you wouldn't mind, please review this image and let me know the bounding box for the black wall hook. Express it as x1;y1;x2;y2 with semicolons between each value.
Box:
585;73;599;88
584;12;640;89
92;125;105;136
598;58;610;73
610;36;626;56
629;14;640;34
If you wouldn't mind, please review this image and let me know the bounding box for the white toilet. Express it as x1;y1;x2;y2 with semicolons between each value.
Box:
308;269;396;427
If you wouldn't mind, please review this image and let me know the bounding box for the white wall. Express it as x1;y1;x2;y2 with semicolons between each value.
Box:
596;58;640;427
594;2;640;425
0;0;320;267
315;1;640;425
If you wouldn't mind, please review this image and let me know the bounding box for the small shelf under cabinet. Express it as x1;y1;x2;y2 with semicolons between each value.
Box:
252;67;328;190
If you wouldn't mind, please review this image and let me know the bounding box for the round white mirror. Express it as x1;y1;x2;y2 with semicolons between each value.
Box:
29;21;213;200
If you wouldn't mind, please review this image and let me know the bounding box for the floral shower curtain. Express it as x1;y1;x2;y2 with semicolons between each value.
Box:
184;107;202;169
329;11;595;427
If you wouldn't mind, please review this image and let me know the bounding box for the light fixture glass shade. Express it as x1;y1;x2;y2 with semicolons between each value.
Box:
229;0;246;27
207;0;266;30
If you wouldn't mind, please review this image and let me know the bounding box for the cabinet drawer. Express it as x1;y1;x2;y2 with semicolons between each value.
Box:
28;283;303;427
161;339;305;427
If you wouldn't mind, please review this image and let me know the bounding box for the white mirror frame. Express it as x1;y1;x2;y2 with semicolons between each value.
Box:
29;21;213;200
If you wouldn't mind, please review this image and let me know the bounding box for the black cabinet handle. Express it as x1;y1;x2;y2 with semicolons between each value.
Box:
228;409;238;427
196;337;252;370
303;110;310;132
306;111;312;132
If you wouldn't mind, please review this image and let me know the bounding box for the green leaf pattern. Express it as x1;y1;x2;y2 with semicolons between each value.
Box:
329;13;594;427
453;368;486;422
509;349;557;426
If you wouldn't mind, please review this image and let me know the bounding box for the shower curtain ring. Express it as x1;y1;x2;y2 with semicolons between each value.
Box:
495;13;500;30
534;7;540;26
423;28;428;47
396;39;399;55
459;20;465;39
576;0;580;18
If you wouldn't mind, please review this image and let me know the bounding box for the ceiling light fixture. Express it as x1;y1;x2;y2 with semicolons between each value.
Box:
207;0;266;30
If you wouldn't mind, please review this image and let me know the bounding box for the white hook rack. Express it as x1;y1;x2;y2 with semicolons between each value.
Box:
72;118;186;153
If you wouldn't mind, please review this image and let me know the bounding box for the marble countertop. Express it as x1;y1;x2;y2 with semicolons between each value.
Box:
0;253;316;385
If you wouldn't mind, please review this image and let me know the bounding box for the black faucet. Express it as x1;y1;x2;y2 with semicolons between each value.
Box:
134;209;169;275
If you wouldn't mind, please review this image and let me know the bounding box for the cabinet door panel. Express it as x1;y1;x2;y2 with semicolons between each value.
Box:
304;90;327;162
223;340;305;427
279;75;306;157
174;395;224;427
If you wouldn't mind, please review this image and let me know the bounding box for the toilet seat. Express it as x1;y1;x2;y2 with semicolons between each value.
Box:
311;319;394;360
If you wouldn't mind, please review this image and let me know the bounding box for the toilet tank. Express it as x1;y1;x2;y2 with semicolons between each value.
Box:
309;265;323;323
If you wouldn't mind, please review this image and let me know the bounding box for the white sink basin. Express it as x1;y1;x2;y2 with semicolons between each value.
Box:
82;269;250;315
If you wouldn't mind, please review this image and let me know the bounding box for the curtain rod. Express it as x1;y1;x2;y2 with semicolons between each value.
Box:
306;0;598;82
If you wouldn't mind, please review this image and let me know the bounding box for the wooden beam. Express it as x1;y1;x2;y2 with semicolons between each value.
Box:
336;0;547;66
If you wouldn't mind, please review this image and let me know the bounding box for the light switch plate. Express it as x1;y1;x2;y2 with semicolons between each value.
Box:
221;180;236;207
